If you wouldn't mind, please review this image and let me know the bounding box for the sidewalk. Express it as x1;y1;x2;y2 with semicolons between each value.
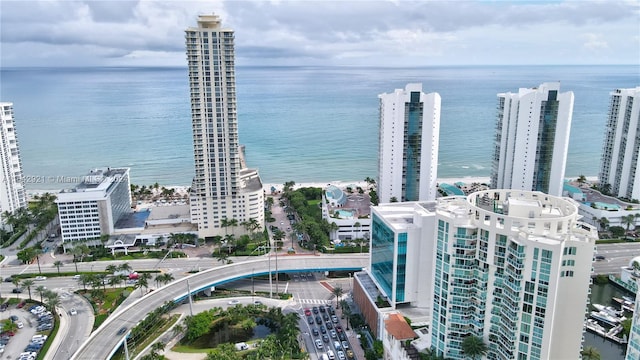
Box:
334;295;366;360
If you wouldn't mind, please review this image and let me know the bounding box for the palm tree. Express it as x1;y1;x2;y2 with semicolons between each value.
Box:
53;260;64;274
461;335;488;360
11;277;21;295
21;279;34;301
44;290;60;312
623;214;636;238
138;273;151;296
329;221;339;241
79;273;94;291
35;285;47;303
354;222;362;240
106;264;118;275
118;262;133;274
580;345;601;360
150;341;165;356
332;286;344;308
108;276;120;289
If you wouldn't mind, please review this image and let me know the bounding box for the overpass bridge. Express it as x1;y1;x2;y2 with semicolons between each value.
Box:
71;254;369;360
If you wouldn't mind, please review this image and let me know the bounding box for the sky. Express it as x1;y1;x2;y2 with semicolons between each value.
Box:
1;0;639;67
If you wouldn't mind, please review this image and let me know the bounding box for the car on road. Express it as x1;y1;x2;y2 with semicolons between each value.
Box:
117;327;127;335
12;288;22;293
595;255;606;260
253;300;262;305
4;277;12;282
70;308;77;316
16;321;24;329
228;300;240;305
35;276;47;281
72;274;82;280
315;338;323;349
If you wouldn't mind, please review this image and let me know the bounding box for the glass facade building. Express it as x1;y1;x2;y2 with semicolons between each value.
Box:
490;82;573;197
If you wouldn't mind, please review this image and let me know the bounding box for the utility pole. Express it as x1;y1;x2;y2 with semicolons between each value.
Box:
186;280;193;316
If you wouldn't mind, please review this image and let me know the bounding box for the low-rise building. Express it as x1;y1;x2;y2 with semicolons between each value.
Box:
322;185;371;243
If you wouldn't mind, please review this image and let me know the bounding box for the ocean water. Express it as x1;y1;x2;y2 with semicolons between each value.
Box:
0;65;638;190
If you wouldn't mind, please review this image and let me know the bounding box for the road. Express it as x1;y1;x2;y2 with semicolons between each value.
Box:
593;242;640;274
70;255;368;360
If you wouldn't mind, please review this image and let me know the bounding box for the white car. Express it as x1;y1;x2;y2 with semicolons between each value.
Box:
70;308;77;316
16;321;24;328
72;274;81;280
227;300;240;305
315;339;323;349
35;276;47;281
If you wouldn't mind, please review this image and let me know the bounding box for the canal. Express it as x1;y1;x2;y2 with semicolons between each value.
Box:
584;282;634;360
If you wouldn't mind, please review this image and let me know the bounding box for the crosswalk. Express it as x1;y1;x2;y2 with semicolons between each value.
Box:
296;298;333;305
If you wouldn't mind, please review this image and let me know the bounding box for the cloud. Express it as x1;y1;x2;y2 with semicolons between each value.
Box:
583;33;609;50
1;0;638;67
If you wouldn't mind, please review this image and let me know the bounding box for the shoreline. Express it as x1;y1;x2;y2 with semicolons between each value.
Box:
26;175;598;199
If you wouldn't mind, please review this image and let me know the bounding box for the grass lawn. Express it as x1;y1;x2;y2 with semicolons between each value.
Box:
77;287;134;330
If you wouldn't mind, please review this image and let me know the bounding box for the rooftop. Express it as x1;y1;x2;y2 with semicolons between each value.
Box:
384;313;417;341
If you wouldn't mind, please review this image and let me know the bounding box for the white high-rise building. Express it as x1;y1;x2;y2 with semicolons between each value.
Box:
491;82;574;197
185;14;264;238
599;87;640;200
378;83;440;203
431;190;596;360
0;102;26;220
357;190;597;359
57;168;131;244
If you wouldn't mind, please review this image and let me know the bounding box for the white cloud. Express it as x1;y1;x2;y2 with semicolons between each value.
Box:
583;33;609;50
1;0;638;67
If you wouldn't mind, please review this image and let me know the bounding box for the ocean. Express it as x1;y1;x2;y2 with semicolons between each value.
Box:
0;65;638;190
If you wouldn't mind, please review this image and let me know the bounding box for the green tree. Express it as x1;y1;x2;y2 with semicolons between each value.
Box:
138;272;152;295
354;221;362;240
1;319;18;333
461;335;488;360
332;286;344;308
44;290;60;311
580;346;601;360
623;214;636;238
36;285;47;303
206;343;242;360
21;279;34;301
11;277;21;297
390;196;398;203
16;246;37;264
53;260;64;274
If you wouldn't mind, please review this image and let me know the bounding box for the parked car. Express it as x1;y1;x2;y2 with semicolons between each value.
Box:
314;338;323;349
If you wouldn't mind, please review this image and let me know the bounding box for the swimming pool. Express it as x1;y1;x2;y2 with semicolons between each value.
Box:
336;209;355;219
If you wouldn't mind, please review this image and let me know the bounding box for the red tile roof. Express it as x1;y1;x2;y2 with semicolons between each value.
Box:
384;313;416;340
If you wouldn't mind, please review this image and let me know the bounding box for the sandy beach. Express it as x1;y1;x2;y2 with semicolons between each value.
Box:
262;177;492;194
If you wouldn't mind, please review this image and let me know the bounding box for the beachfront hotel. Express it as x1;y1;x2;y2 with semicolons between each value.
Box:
353;190;597;360
490;82;574;197
185;14;264;238
56;168;131;246
0;102;26;223
377;83;440;203
599;87;640;200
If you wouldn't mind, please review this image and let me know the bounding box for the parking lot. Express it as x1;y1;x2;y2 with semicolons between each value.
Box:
0;302;52;359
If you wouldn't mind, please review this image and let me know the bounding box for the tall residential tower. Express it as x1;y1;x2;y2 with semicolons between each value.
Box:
378;83;440;203
185;15;264;238
599;87;640;200
0;102;26;221
491;82;574;197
